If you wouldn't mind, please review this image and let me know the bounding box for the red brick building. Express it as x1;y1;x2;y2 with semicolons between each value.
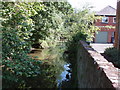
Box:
94;6;116;43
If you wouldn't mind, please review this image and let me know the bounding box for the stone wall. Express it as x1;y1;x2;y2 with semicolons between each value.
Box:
77;41;119;89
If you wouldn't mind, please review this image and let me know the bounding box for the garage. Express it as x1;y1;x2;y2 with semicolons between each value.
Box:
95;31;108;43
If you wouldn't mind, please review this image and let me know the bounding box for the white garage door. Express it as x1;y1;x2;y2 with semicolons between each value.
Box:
95;31;108;43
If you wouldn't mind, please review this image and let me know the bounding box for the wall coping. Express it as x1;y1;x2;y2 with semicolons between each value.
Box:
79;40;120;89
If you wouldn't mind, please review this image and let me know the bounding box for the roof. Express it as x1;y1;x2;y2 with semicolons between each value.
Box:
96;5;116;16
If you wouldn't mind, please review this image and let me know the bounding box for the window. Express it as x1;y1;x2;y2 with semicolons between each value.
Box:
113;17;116;23
102;17;109;23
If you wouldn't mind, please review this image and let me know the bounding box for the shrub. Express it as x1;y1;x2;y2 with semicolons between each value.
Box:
104;47;120;68
2;27;42;88
1;2;43;88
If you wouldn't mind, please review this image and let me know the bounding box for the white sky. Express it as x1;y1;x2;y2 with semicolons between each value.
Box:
67;0;117;11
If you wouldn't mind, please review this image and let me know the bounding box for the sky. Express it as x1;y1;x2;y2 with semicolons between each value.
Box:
67;0;117;11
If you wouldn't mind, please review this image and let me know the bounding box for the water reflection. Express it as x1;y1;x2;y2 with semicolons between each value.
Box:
57;63;71;88
29;44;72;88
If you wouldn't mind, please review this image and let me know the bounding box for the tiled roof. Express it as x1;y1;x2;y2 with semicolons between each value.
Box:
96;5;116;16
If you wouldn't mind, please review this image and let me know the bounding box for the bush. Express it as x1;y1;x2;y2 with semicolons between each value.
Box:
1;2;44;88
104;47;120;68
2;27;42;88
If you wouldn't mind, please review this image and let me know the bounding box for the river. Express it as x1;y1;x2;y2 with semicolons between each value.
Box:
29;44;72;88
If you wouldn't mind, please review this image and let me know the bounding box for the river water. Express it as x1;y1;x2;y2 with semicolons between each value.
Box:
57;63;71;88
29;44;72;88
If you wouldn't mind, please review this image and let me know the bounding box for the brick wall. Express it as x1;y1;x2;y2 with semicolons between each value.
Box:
95;16;116;27
95;16;116;43
77;41;119;89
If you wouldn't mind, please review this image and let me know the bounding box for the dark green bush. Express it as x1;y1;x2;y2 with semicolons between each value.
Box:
104;47;120;68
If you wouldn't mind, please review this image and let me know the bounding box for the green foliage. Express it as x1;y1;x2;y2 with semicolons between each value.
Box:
64;8;99;42
64;6;99;88
65;32;86;88
29;2;73;47
1;1;100;89
65;7;99;62
1;2;36;45
2;27;42;88
1;2;43;88
104;47;120;68
1;2;73;88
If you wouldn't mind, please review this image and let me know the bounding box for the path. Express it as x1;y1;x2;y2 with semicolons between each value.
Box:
90;43;113;53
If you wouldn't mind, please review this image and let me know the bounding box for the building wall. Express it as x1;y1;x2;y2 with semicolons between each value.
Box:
95;16;116;43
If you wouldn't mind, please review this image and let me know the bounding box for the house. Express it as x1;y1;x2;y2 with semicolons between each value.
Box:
114;0;120;49
94;5;116;43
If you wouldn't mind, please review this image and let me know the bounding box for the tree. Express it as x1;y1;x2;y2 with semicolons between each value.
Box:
2;2;42;88
29;2;73;48
64;7;99;42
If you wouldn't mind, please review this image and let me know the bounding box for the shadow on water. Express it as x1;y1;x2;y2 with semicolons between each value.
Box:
29;43;72;89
